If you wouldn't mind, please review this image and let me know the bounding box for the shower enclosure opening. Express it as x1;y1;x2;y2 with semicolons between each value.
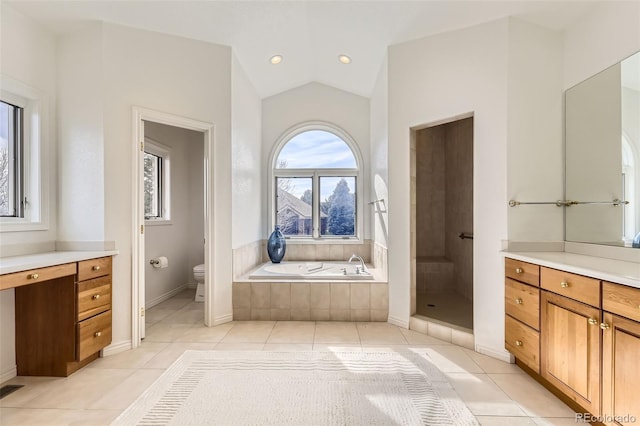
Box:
412;116;474;331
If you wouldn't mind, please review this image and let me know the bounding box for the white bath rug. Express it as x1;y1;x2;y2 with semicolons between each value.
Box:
113;350;479;426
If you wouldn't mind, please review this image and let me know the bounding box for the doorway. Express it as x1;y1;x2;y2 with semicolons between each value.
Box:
142;121;205;328
132;107;214;347
411;115;474;330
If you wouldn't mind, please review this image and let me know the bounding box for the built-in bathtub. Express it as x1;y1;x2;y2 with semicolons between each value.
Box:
249;261;373;280
233;261;388;321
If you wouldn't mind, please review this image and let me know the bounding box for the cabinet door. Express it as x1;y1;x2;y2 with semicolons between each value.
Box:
541;291;601;416
602;313;640;426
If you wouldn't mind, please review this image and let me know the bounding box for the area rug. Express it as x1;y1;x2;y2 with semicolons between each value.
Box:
113;350;479;425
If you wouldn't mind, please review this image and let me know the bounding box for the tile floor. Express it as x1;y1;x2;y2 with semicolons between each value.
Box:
0;289;578;425
416;292;474;330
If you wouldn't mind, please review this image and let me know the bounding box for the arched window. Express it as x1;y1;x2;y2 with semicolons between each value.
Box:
271;124;362;240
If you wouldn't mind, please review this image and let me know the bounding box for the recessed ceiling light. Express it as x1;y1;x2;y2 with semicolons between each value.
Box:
338;54;351;64
270;55;283;65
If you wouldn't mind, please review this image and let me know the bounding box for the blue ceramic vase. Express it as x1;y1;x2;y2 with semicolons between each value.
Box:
267;225;286;263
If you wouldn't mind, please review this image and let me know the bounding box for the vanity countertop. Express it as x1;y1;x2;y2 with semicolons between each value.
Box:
0;250;119;275
502;251;640;289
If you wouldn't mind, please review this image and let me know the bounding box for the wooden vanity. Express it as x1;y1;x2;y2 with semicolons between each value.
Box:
0;253;115;377
504;254;640;425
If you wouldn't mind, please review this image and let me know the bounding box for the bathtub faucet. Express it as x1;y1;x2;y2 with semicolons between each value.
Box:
348;254;366;274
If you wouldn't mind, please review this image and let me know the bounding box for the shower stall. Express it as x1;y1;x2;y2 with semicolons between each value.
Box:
412;116;473;330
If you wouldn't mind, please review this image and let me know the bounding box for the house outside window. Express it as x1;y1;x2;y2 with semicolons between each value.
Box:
271;123;362;241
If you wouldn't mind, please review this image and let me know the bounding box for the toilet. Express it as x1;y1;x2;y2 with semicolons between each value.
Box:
193;263;205;302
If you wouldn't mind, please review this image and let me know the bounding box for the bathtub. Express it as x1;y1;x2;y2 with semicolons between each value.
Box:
249;261;373;280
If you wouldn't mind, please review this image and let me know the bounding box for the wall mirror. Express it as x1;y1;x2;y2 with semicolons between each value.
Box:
565;51;640;247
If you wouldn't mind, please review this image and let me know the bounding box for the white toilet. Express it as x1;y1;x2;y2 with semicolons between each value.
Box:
193;263;205;302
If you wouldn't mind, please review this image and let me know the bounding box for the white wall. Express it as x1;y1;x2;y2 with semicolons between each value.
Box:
57;25;105;245
388;18;510;353
0;4;58;380
507;20;564;242
143;122;204;306
564;1;640;90
261;82;371;239
370;58;389;250
54;22;234;346
232;54;263;248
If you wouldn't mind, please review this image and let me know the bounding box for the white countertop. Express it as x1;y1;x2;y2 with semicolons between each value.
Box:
0;251;119;275
502;251;640;289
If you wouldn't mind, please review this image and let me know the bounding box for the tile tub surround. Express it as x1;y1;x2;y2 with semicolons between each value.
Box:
232;281;389;322
260;240;373;263
233;240;382;280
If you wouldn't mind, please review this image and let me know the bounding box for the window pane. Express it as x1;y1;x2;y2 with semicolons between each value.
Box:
320;177;356;237
276;177;312;236
144;152;161;218
0;100;19;217
276;130;356;169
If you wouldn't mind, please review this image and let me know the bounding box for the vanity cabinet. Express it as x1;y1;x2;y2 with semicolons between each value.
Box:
505;257;640;422
541;287;601;416
504;258;540;373
3;256;113;377
601;283;640;426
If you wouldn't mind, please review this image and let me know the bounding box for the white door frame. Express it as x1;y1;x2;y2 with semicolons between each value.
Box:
131;106;215;348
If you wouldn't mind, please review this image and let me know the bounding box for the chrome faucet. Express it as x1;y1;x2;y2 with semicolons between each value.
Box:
348;254;366;274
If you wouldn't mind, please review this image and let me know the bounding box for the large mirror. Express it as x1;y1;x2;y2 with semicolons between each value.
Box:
565;51;640;247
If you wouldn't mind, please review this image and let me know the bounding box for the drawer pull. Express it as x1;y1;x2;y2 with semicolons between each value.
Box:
515;267;524;274
600;323;610;330
515;340;523;346
92;294;101;300
588;318;598;325
560;281;570;288
94;331;102;338
92;265;101;271
28;273;39;280
515;298;523;305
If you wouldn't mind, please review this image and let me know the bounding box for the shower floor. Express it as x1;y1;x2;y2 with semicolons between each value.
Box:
415;292;473;330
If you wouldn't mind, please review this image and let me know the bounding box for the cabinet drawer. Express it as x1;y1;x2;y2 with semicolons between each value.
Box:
78;257;112;282
603;282;640;322
505;315;540;374
505;258;540;287
541;267;600;307
77;276;111;321
0;263;77;291
505;278;540;330
77;310;111;361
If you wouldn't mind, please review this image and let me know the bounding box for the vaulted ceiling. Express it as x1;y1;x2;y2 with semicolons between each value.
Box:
7;1;598;98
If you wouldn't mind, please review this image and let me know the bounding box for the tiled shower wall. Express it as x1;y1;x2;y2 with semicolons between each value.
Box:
413;117;473;301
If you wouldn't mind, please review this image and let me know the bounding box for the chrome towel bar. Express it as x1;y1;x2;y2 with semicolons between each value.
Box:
509;199;628;207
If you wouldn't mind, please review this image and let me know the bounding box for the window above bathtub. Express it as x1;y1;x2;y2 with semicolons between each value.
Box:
270;122;363;242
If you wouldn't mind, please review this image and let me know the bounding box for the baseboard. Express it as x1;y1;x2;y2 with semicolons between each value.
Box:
102;340;132;357
387;315;409;329
475;343;514;363
147;284;188;309
0;365;17;384
212;313;233;326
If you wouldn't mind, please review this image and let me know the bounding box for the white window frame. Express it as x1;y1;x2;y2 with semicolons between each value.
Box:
143;137;172;225
0;76;48;232
269;122;363;243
